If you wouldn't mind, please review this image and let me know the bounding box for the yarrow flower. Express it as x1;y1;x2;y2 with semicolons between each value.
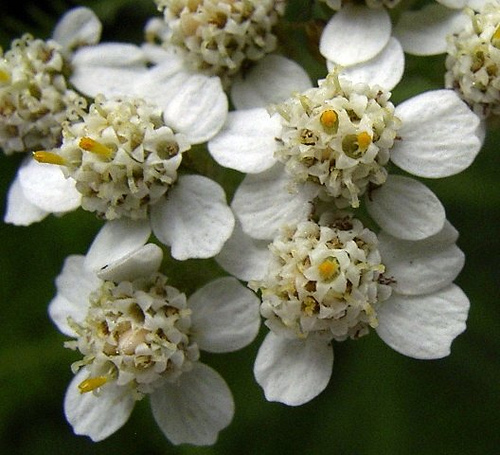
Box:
49;239;260;444
6;93;235;260
445;0;500;117
148;0;286;87
0;7;100;155
209;70;481;241
217;211;469;405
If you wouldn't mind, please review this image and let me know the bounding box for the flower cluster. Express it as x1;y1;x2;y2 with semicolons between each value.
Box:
0;0;491;449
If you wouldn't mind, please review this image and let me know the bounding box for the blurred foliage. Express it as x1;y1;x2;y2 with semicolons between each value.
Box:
1;1;499;454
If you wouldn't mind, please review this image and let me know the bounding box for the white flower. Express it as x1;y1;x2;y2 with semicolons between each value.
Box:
209;70;482;241
445;0;500;117
49;237;260;444
147;0;286;87
5;95;235;260
0;7;100;155
217;212;469;406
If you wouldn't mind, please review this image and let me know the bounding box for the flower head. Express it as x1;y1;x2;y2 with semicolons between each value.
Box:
209;70;481;241
0;7;101;155
0;34;87;154
217;211;469;406
149;0;286;86
49;240;260;444
445;1;500;117
7;92;235;260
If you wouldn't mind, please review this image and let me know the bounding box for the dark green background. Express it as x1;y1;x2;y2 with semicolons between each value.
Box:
1;1;499;454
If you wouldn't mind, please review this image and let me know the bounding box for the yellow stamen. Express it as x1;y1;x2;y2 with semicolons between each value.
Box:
357;132;372;150
318;257;339;280
78;376;109;393
492;25;500;48
33;151;66;165
320;109;338;129
79;137;113;159
0;69;10;83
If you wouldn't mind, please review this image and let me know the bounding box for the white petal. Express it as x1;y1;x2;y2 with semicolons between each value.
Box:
215;221;272;281
367;175;445;240
208;108;280;173
394;5;468;56
70;43;148;97
319;5;391;66
393;90;481;177
84;219;152;272
466;0;489;9
3;175;48;225
189;277;260;353
150;175;234;260
231;55;312;109
151;363;234;446
138;63;228;144
378;221;465;295
254;332;333;406
97;243;163;282
376;284;470;359
64;370;135;442
18;158;81;213
336;38;405;91
232;165;317;240
52;6;102;53
48;255;100;336
436;0;468;8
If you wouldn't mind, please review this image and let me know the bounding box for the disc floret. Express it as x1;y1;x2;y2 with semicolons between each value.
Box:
0;34;86;154
66;273;199;398
272;72;401;208
150;0;286;86
251;213;393;342
36;95;189;220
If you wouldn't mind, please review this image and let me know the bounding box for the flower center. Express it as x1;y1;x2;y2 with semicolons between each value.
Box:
148;0;286;86
34;95;190;220
445;2;500;117
66;273;199;398
0;34;87;155
272;71;401;208
251;213;393;342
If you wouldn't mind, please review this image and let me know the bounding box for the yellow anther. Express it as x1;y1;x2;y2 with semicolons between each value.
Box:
78;375;109;393
0;69;10;83
320;109;338;129
318;257;339;280
79;137;113;159
492;25;500;48
357;132;372;150
33;151;66;165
